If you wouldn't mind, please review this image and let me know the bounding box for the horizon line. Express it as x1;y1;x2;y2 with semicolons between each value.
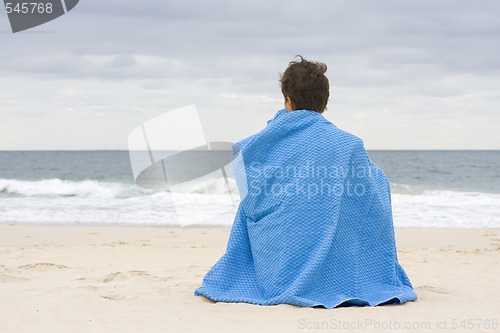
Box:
1;149;499;152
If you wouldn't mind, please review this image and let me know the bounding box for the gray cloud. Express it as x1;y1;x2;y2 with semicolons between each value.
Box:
0;0;499;149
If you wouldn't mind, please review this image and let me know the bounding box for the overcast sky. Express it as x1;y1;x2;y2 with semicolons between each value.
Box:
1;0;499;150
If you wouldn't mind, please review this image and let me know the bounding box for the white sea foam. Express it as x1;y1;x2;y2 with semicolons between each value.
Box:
392;190;500;228
0;177;240;226
0;178;499;227
0;178;126;198
0;177;239;198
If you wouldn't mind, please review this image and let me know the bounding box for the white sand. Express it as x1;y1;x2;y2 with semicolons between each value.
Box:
0;225;499;333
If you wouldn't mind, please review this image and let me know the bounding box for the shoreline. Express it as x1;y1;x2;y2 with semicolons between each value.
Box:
1;224;498;247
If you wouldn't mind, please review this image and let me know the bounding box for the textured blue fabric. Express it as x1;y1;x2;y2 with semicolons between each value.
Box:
194;108;417;308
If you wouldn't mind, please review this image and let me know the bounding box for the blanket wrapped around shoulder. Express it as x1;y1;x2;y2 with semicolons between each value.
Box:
194;108;417;308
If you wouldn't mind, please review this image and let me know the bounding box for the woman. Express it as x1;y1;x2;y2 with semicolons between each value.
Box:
194;55;417;308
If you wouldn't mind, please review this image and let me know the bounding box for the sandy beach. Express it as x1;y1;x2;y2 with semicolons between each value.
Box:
0;225;499;333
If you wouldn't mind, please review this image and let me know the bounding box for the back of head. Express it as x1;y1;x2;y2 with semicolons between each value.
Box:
279;55;330;113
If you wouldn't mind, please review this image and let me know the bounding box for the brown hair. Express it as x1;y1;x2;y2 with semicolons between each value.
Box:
279;55;330;113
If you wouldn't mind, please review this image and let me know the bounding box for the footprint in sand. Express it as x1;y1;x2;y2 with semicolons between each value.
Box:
128;270;150;276
416;285;449;294
0;275;30;283
102;272;128;283
77;270;165;301
103;241;129;247
17;263;68;272
83;285;102;292
83;271;157;284
100;293;125;300
127;270;165;282
490;238;500;246
82;271;158;301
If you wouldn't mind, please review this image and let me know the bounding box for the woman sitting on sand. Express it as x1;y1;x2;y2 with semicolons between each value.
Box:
194;55;417;308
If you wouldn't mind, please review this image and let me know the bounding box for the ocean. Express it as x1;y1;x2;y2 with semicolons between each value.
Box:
0;150;499;228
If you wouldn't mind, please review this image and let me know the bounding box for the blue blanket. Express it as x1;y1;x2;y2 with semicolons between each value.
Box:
194;108;417;308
